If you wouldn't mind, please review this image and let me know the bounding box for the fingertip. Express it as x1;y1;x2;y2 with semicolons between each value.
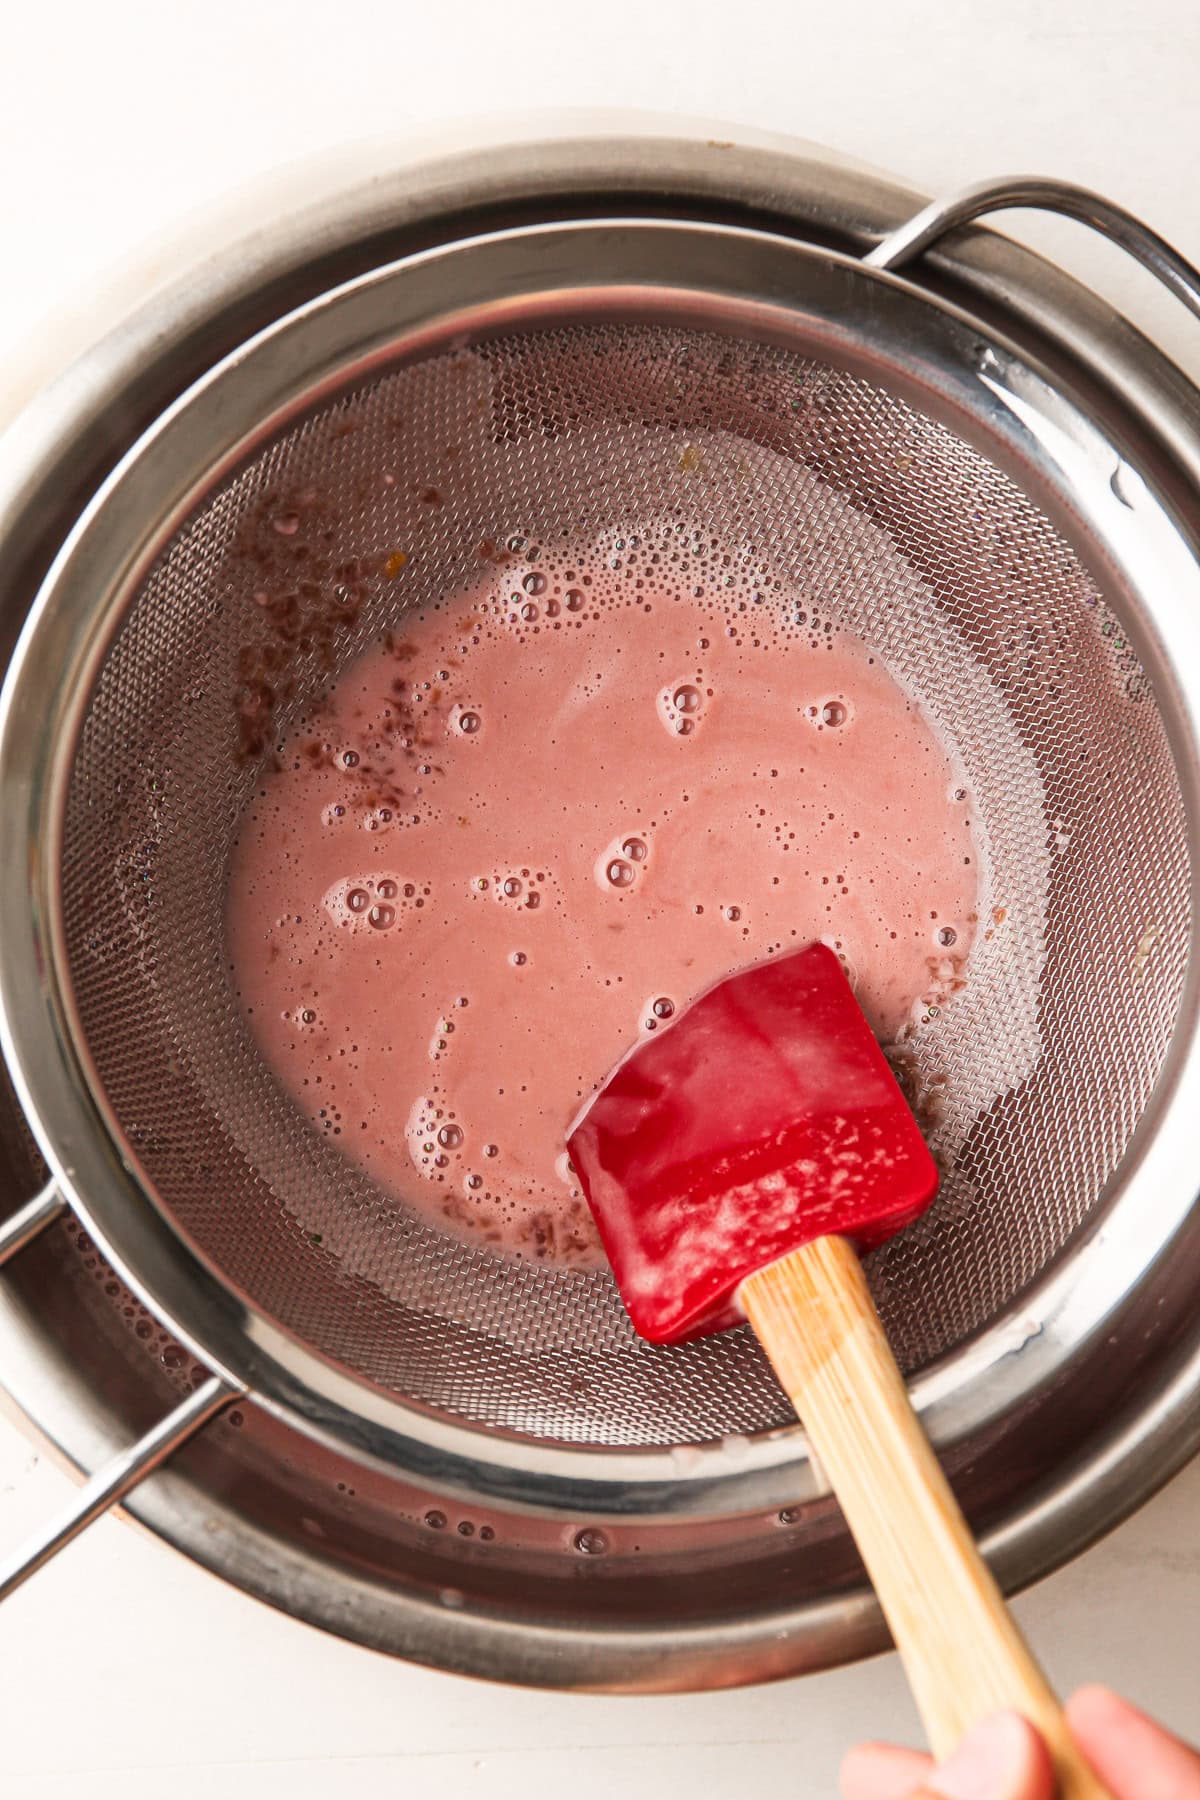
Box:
840;1741;934;1800
1066;1683;1126;1727
1067;1683;1200;1791
926;1710;1054;1800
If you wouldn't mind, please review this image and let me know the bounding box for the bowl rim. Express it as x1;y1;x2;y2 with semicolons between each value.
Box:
0;128;1197;1686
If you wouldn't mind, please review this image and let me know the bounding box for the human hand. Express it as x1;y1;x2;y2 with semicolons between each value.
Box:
841;1688;1200;1800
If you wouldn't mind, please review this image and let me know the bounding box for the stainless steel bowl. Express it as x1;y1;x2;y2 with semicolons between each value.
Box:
0;129;1198;1690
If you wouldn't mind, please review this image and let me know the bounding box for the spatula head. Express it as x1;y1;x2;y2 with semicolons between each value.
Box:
568;942;939;1344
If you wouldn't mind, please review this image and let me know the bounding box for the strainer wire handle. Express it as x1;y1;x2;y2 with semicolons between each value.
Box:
865;175;1200;326
0;1182;242;1599
0;1178;66;1259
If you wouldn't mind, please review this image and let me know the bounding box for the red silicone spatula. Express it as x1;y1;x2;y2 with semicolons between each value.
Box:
569;942;1109;1797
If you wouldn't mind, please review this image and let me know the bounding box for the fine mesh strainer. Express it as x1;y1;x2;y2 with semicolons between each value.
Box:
1;175;1199;1653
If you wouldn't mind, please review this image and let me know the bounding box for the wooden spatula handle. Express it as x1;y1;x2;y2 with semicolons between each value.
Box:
741;1236;1111;1796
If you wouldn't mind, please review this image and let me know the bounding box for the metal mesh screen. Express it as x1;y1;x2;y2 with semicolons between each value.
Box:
59;323;1189;1445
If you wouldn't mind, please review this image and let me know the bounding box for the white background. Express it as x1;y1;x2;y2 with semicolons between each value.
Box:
1;0;1198;1792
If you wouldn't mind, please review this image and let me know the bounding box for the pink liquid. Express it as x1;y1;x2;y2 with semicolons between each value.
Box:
227;569;978;1269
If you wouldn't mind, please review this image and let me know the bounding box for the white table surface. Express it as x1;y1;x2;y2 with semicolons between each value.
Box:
1;0;1198;1791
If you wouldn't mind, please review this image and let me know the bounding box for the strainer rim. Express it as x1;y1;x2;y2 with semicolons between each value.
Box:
2;214;1199;1510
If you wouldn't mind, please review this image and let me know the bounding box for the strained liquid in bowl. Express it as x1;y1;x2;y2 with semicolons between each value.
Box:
227;550;982;1270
